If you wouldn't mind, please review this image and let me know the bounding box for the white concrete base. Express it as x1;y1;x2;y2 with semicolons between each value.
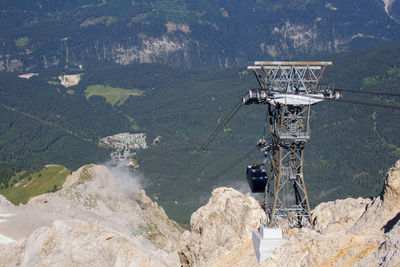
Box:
252;226;287;264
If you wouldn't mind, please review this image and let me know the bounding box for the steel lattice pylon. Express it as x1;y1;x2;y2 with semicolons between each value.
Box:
243;61;340;227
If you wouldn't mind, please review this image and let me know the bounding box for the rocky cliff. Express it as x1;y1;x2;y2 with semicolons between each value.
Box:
178;188;265;266
1;160;400;266
0;164;183;266
179;160;400;266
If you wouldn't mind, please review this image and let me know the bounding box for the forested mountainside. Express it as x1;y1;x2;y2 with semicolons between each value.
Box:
1;0;400;71
1;42;400;225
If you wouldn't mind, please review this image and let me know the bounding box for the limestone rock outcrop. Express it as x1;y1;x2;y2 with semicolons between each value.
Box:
2;159;400;266
0;164;183;267
0;219;167;266
0;195;12;207
311;197;372;234
382;160;400;210
179;159;400;267
178;187;265;266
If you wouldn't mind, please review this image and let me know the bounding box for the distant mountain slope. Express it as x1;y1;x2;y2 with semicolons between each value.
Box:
0;70;131;170
1;0;400;71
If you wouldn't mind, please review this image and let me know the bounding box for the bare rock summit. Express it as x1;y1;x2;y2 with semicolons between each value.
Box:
0;164;183;267
178;187;265;266
178;159;400;267
382;159;400;210
2;159;400;266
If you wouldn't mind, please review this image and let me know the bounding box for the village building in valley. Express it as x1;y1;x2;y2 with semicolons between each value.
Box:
100;133;148;167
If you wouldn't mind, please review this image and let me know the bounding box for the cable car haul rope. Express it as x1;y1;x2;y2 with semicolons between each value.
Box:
187;98;243;166
190;87;399;171
189;88;400;176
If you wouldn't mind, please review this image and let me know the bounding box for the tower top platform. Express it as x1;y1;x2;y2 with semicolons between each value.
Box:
247;60;333;95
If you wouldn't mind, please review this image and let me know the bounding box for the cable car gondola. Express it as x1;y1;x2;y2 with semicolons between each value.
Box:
246;164;268;193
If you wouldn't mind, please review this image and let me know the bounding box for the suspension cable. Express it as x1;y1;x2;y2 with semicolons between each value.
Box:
330;98;400;110
335;88;400;98
300;93;400;111
187;98;243;166
187;88;400;179
198;100;243;151
209;146;258;180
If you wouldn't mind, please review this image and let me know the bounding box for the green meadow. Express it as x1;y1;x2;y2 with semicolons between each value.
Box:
0;165;69;205
85;84;143;106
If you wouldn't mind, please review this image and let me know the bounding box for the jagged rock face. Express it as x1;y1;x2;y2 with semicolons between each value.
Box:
2;160;400;266
0;195;12;207
311;197;372;234
371;219;400;265
178;159;400;267
0;164;183;267
383;0;400;22
0;220;167;266
382;160;400;210
178;187;265;267
269;159;400;266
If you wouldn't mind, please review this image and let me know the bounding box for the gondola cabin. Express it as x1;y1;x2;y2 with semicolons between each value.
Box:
246;165;268;193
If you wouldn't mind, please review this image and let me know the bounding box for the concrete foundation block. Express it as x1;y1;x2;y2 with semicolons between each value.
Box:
252;226;288;264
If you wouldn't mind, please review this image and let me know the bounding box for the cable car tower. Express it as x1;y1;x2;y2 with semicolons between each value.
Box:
243;61;340;227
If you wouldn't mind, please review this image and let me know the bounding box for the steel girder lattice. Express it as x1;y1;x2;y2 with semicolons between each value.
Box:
264;104;312;227
243;61;336;227
248;61;332;94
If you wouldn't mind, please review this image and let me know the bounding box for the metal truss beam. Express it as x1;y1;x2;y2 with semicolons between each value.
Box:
248;61;332;94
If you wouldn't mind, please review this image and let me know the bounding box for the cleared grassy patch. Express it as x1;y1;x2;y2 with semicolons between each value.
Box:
85;84;143;106
80;16;117;27
15;36;30;47
124;114;139;130
0;165;69;205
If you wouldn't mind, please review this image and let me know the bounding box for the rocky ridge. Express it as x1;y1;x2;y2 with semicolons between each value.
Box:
178;187;265;266
179;160;400;266
1;160;400;266
0;164;183;266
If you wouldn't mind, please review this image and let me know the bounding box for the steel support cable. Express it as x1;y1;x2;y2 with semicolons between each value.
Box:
297;94;400;111
335;88;400;98
188;103;242;166
208;146;259;181
198;100;243;151
187;98;243;166
330;98;400;110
